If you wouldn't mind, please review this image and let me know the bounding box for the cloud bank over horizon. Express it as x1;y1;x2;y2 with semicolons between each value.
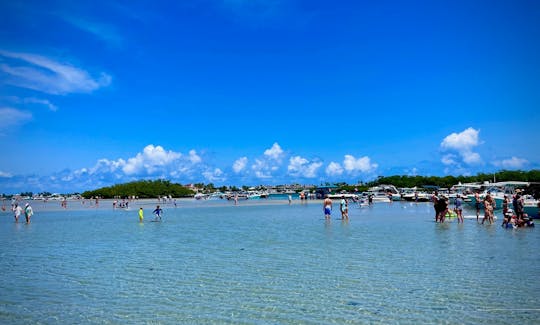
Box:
0;127;535;194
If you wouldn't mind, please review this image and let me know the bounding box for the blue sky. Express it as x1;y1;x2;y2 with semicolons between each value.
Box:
1;0;539;194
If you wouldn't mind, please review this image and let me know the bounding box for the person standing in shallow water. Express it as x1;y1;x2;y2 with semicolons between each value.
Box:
24;203;33;224
152;205;162;221
454;195;463;224
475;192;481;222
138;207;144;223
431;191;440;222
323;196;332;220
340;196;349;220
13;203;22;223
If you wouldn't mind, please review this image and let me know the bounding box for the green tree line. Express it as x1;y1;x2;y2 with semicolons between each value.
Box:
81;180;194;199
365;169;540;189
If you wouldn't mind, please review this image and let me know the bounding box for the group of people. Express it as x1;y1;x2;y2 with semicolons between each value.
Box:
431;191;464;223
137;205;163;223
430;190;535;228
322;195;349;221
11;202;34;223
501;192;535;228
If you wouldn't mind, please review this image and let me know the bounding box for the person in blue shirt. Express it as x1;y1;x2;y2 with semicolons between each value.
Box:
152;205;163;221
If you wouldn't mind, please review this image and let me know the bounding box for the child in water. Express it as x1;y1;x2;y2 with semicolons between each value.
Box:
138;207;144;223
152;205;162;221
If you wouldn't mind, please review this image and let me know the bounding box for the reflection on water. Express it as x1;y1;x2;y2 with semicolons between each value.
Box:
0;200;538;323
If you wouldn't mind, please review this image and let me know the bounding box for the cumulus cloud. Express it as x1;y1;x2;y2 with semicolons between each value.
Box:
0;107;32;134
188;150;202;164
233;157;248;173
0;50;111;95
493;157;529;169
252;159;273;179
440;127;482;165
441;127;480;151
264;142;284;161
202;168;225;182
325;162;344;176
123;145;182;175
441;154;457;166
343;155;378;173
287;156;322;178
250;143;286;179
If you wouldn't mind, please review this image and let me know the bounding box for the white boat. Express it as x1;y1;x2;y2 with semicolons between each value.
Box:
367;185;400;202
523;196;539;218
365;192;391;203
466;181;532;210
194;193;206;200
400;187;431;202
327;193;360;200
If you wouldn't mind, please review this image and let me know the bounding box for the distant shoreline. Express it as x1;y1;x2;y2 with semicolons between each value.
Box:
1;197;331;213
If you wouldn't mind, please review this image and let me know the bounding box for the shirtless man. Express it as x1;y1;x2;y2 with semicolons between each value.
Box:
323;196;333;220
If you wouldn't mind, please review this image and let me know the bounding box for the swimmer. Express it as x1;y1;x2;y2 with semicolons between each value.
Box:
138;207;144;223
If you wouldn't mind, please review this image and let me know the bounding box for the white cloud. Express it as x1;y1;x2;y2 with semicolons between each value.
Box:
440;127;482;165
0;107;32;133
23;97;58;111
462;151;481;164
123;145;182;175
252;159;272;179
250;143;286;179
202;168;225;182
189;150;202;164
61;16;123;46
325;162;343;176
233;157;248;173
0;171;13;178
89;158;126;175
441;154;457;166
493;157;529;169
441;127;480;151
287;156;322;178
0;50;111;95
343;155;378;173
264;142;284;161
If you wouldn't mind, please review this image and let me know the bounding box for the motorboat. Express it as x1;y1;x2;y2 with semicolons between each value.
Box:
400;187;431;202
465;181;536;211
367;184;400;201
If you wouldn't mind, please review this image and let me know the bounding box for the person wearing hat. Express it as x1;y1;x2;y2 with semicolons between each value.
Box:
24;203;33;224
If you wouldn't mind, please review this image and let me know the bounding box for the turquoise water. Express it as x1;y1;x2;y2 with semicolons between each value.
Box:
1;200;539;324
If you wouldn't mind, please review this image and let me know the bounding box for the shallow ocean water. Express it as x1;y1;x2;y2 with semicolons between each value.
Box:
1;199;539;324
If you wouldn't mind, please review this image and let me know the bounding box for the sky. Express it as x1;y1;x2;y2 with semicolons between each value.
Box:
1;0;539;194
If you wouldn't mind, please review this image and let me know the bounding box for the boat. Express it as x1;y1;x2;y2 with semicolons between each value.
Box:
367;185;400;201
466;181;532;210
327;193;360;200
400;187;431;202
523;196;540;219
365;192;391;203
